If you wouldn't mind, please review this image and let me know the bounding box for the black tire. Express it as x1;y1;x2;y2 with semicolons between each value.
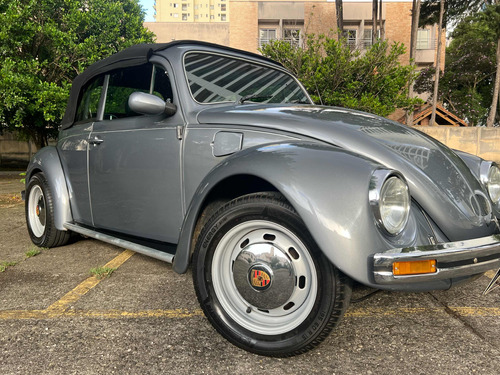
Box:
25;173;70;248
192;192;352;357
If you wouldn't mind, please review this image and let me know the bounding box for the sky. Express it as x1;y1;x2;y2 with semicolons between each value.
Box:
139;0;155;22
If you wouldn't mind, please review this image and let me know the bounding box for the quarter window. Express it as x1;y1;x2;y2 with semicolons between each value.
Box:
75;76;104;123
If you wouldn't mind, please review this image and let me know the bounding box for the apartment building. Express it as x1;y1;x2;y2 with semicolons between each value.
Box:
145;0;444;69
154;0;229;22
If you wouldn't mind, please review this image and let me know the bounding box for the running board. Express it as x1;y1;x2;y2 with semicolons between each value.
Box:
64;223;174;263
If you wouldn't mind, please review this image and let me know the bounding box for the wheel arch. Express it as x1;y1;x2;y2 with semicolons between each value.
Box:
178;174;280;272
26;146;72;231
173;141;389;285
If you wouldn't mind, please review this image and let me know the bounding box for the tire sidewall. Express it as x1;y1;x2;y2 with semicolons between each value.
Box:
193;195;339;356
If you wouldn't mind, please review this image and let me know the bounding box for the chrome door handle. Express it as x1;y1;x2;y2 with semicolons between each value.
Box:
89;137;104;145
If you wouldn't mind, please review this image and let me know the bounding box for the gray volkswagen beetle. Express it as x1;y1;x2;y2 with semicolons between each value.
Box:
25;41;500;357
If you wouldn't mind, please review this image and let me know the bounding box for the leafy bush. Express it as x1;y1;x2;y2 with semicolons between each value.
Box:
260;35;422;117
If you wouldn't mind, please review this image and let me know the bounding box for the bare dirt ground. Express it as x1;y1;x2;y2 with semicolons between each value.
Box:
1;173;500;374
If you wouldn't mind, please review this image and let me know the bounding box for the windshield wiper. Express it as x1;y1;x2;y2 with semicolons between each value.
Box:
237;94;273;104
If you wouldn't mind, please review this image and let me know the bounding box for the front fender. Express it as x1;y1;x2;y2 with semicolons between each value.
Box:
26;146;72;231
173;141;430;286
453;149;483;180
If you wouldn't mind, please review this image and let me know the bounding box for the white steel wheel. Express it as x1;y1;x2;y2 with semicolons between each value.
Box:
211;220;317;335
25;173;70;248
28;185;46;238
193;192;352;357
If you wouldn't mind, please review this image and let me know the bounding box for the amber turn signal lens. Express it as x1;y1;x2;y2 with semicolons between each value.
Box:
393;260;437;276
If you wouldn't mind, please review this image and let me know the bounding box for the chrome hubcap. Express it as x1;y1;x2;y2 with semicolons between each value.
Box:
233;243;295;310
211;220;317;335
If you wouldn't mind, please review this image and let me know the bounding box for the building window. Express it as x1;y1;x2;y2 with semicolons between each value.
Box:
210;15;213;19
173;3;178;8
259;29;277;48
221;14;226;21
417;29;432;49
182;4;187;11
182;13;187;20
283;29;301;47
173;13;178;18
362;29;380;48
221;4;226;11
210;5;214;10
342;30;357;49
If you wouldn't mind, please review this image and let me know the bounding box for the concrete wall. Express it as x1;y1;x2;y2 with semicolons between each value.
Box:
412;126;500;163
0;133;37;168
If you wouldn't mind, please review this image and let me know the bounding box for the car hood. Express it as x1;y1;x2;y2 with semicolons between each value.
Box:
197;104;498;240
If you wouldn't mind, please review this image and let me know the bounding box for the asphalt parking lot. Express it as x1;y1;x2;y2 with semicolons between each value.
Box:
1;172;500;374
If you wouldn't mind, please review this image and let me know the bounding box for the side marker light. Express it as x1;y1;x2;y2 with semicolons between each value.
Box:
393;260;437;276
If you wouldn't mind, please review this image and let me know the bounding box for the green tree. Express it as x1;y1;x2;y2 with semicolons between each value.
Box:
0;0;154;148
419;0;488;27
336;0;344;35
260;35;422;117
483;2;500;127
415;7;498;126
419;0;500;126
406;0;421;125
429;0;445;126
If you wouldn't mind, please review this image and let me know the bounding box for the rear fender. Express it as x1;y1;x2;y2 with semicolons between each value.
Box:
26;146;72;231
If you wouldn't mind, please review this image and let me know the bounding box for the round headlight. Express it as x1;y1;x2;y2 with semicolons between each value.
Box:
379;176;411;235
487;165;500;205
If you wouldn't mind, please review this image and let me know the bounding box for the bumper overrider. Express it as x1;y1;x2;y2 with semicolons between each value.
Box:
373;235;500;285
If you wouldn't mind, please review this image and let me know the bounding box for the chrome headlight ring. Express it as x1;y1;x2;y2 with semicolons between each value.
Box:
480;161;500;207
369;169;411;236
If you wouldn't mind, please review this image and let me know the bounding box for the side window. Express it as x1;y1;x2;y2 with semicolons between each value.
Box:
104;64;173;119
104;64;153;119
75;76;104;123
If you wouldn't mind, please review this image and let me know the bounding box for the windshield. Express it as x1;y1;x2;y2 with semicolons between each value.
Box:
184;52;311;105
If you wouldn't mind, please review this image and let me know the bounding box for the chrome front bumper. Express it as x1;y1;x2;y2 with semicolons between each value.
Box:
373;235;500;285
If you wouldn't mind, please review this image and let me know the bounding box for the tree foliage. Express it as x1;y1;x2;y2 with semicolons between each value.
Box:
415;4;500;126
419;0;492;27
260;35;422;117
0;0;154;147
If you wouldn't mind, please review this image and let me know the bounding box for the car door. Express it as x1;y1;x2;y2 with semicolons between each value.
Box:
88;63;184;244
58;75;106;226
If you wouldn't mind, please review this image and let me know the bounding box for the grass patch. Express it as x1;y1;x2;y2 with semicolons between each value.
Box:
25;247;41;258
0;261;17;272
90;267;117;279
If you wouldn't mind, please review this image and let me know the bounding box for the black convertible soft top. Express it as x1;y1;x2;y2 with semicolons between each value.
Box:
61;43;170;129
60;41;281;129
